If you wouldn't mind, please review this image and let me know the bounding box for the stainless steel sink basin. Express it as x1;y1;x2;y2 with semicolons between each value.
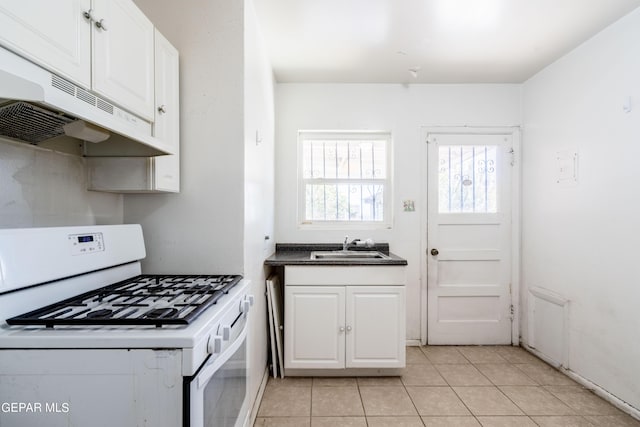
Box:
310;251;391;260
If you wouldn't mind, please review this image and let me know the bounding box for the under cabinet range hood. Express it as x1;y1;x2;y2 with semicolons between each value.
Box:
0;46;173;157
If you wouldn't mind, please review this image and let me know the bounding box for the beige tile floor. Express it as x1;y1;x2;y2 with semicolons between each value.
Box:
254;346;640;427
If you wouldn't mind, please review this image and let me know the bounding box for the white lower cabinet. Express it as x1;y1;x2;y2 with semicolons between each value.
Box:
285;286;346;369
284;266;406;370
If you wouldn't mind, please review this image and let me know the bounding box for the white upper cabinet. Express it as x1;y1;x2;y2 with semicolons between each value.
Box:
85;29;180;193
0;0;91;88
91;0;155;121
0;0;155;121
153;30;179;148
152;29;180;192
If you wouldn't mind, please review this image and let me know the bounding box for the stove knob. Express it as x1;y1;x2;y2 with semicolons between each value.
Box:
247;294;255;306
222;325;231;341
207;335;223;354
242;300;251;315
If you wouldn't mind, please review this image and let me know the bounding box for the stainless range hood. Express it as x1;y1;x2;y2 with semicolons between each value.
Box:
0;46;173;157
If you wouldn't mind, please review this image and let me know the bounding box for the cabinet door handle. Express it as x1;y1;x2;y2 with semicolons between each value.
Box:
82;9;94;21
339;326;345;332
346;325;352;332
158;105;167;114
95;19;107;31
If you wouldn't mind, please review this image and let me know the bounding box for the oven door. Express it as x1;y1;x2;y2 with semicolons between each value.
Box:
187;313;249;427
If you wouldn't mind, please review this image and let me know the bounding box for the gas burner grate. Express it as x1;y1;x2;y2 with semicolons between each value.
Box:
6;274;242;328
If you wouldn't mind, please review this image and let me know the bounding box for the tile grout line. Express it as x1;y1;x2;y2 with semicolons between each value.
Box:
398;371;427;426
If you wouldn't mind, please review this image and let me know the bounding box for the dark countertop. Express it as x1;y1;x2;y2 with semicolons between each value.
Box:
265;243;408;266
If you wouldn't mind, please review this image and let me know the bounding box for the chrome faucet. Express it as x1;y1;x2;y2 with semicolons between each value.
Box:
343;236;360;251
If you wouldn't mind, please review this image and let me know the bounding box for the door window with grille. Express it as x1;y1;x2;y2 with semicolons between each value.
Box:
438;145;498;213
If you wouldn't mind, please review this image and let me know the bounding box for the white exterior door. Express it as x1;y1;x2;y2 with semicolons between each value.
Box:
346;286;405;368
426;130;516;345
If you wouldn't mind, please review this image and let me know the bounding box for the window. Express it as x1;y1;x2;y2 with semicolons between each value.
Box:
438;145;498;213
298;131;392;227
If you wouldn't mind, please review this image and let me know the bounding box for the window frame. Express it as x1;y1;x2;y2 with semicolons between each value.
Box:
297;130;393;229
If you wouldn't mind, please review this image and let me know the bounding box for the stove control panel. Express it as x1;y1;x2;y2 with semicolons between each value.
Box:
68;232;104;256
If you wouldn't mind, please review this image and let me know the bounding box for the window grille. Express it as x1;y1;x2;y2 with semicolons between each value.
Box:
299;131;391;227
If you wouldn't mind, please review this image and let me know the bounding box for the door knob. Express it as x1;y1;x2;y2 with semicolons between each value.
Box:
430;248;439;256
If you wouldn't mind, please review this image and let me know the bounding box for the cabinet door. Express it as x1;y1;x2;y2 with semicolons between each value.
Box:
284;286;345;369
0;0;91;88
92;0;155;120
346;286;405;368
152;29;180;192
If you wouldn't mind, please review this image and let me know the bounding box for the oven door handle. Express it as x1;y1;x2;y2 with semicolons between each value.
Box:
196;317;248;390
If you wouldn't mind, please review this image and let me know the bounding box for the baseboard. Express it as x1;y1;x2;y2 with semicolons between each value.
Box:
406;339;421;346
244;366;270;427
561;368;640;421
522;344;640;421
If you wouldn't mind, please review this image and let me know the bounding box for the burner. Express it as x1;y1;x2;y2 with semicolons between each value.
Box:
143;307;178;319
6;274;243;327
86;309;113;318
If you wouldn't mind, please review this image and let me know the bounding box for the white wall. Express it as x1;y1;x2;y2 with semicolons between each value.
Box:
522;8;640;410
275;83;522;340
244;0;275;416
0;138;122;228
127;0;245;274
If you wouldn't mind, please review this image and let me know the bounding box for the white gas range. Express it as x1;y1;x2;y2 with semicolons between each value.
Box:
0;224;253;427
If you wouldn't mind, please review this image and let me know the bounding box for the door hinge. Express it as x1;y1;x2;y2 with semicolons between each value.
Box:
509;304;515;320
508;147;515;166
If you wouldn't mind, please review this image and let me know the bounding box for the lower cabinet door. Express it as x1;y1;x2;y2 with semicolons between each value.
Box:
284;286;345;369
346;286;405;368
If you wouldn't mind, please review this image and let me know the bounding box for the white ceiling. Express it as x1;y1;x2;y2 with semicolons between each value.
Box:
252;0;640;83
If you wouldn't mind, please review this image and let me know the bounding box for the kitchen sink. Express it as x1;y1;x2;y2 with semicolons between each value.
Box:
310;251;391;260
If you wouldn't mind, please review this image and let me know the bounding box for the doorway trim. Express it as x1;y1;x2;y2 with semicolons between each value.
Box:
419;126;521;346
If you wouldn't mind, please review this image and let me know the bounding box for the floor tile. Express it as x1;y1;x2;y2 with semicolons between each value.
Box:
499;386;576;416
476;416;538;426
311;416;367;427
493;346;545;364
255;417;311;426
549;389;623;415
311;386;364;417
453;386;523;416
583;415;640;426
513;364;577;386
258;385;311;417
543;386;589;394
357;376;403;386
268;377;314;387
421;416;481;426
402;363;448;386
406;386;471;416
531;415;596;426
458;347;507;364
407;346;432;364
313;377;358;387
422;346;470;364
359;385;418;416
475;364;538;386
435;364;492;386
367;416;425;427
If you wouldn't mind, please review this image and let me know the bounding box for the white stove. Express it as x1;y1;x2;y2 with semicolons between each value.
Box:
0;224;253;427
